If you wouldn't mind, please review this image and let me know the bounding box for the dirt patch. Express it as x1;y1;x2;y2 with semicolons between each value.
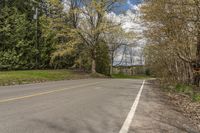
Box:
167;93;200;129
130;80;200;133
151;80;200;131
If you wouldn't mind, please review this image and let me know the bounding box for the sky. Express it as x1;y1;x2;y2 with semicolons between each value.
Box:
122;0;142;11
65;0;145;66
110;0;146;66
111;0;144;33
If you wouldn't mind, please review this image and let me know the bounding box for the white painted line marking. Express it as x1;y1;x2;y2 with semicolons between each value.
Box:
119;80;145;133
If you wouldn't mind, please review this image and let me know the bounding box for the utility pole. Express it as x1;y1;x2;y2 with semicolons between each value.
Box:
125;45;128;75
34;7;39;68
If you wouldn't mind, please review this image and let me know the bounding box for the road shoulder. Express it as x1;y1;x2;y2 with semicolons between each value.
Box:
130;81;200;133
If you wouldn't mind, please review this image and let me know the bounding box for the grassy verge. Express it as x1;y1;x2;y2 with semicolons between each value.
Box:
162;83;200;126
168;84;200;102
0;70;98;86
162;84;200;102
112;74;152;79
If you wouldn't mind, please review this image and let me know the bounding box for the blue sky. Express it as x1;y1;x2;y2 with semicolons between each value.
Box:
110;0;145;66
114;0;142;14
128;0;142;5
123;0;142;10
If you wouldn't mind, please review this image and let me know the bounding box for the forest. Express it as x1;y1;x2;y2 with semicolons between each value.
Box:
142;0;200;87
2;0;200;86
0;0;129;75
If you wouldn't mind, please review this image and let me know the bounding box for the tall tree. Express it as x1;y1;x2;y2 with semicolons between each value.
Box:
141;0;199;85
0;7;35;69
54;0;125;73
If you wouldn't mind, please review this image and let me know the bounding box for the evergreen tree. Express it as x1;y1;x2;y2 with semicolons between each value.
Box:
0;7;35;69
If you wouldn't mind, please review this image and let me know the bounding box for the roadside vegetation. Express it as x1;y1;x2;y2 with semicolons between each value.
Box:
174;84;200;102
164;83;200;126
112;74;151;80
0;0;132;76
0;0;147;86
141;0;200;100
0;70;106;86
163;84;200;102
141;0;200;126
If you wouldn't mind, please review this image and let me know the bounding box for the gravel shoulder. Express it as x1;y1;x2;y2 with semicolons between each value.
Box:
130;81;200;133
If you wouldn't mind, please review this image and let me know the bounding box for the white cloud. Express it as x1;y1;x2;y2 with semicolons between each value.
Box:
63;0;71;12
107;4;146;66
127;0;141;11
107;5;144;33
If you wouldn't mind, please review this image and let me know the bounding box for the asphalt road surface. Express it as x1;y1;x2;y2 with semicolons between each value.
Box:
0;79;198;133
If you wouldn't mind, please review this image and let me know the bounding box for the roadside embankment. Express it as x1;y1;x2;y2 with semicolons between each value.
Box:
0;70;106;86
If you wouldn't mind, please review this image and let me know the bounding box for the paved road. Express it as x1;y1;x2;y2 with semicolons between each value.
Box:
0;79;144;133
0;79;199;133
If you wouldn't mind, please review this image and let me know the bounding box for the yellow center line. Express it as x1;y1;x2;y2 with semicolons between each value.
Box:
0;82;102;104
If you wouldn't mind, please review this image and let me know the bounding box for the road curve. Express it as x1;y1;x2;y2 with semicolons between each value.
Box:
0;79;198;133
0;79;143;133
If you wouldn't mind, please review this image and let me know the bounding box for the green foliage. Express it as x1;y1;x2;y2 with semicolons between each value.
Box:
0;3;56;70
38;15;56;68
96;43;110;75
192;93;200;102
72;42;110;74
172;84;200;102
0;7;36;70
175;84;193;96
74;50;92;72
51;54;76;69
0;0;119;76
0;50;21;70
145;68;151;76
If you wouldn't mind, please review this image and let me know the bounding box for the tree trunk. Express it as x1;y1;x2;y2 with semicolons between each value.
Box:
91;47;97;74
110;51;114;76
196;32;200;62
110;65;113;76
194;31;200;86
188;63;193;84
91;58;96;73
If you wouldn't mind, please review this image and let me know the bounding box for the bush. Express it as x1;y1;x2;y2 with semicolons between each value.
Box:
145;68;151;76
175;84;193;96
173;84;200;102
192;93;200;102
96;43;110;76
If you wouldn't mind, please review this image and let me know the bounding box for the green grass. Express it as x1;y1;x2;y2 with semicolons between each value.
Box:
112;74;152;79
174;84;200;102
193;93;200;102
175;84;194;95
0;70;92;86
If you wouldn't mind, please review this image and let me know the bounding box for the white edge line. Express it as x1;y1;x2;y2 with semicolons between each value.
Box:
119;80;145;133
